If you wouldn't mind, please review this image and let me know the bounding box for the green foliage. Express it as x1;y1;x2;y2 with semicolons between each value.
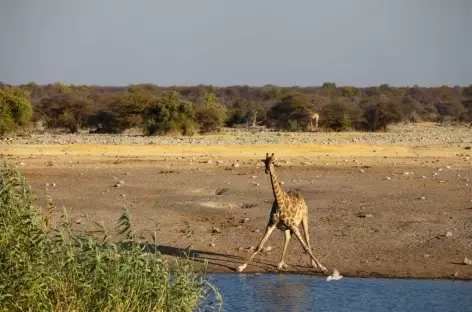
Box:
143;91;196;136
362;100;403;131
269;92;316;131
0;89;33;135
0;162;222;311
263;87;283;101
227;98;266;127
322;82;337;90
195;91;227;133
41;94;93;133
462;84;472;97
340;86;361;97
321;99;362;131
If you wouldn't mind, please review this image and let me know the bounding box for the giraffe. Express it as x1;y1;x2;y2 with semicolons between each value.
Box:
309;112;319;131
236;153;328;274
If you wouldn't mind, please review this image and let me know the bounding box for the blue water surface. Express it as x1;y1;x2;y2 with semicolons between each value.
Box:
200;273;472;312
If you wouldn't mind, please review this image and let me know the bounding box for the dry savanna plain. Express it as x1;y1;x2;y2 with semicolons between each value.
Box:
1;123;472;280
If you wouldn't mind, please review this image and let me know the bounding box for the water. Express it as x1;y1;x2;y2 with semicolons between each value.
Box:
201;274;472;312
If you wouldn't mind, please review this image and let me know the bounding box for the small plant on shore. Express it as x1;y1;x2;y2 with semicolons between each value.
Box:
0;161;222;312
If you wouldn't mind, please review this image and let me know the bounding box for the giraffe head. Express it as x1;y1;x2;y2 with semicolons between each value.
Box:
261;153;275;174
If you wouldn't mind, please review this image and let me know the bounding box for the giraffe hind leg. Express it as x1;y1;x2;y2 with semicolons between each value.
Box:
290;226;328;273
302;215;318;268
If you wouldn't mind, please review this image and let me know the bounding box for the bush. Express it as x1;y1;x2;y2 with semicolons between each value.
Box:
362;101;403;131
0;89;33;135
143;91;196;136
321;100;362;131
0;162;221;311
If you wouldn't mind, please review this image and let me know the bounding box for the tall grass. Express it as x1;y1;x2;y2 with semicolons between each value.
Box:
0;161;222;311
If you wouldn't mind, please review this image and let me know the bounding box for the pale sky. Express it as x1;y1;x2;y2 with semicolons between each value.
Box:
1;0;471;87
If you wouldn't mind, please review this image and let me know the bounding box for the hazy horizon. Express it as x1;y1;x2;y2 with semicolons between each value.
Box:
1;0;471;87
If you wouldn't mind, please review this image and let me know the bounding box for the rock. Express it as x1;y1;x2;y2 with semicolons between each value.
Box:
211;227;220;234
385;177;392;181
463;257;472;265
420;196;426;200
209;243;216;247
232;163;240;168
357;212;373;218
445;231;453;237
263;246;272;252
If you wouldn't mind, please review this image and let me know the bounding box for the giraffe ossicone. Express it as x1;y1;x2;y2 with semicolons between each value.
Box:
236;152;329;274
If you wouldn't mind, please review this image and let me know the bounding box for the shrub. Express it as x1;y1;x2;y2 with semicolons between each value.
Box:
362;101;403;131
0;89;33;135
143;91;196;136
321;100;362;131
0;162;222;311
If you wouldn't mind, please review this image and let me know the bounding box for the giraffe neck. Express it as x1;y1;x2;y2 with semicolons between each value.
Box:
269;166;285;205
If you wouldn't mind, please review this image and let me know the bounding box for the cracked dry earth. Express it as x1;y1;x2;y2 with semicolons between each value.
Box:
6;148;472;281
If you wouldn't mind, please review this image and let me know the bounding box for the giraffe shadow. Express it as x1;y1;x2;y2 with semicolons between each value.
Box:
139;243;277;272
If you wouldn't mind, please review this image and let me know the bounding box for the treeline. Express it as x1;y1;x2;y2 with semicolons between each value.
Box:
1;82;472;136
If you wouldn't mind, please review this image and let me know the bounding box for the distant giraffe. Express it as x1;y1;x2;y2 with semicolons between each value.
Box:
308;111;319;131
236;153;328;273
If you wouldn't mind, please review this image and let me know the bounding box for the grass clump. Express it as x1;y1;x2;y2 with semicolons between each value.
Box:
0;161;222;311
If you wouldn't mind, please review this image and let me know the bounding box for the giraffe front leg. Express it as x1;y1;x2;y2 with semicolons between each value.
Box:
291;227;328;274
237;225;276;273
277;230;291;270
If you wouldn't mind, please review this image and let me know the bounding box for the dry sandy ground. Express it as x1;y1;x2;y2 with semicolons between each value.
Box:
1;124;472;280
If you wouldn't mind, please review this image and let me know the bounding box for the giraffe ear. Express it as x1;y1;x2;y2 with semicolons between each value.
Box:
271;153;275;157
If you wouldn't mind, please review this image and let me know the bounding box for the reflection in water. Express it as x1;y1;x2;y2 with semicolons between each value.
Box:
202;274;472;312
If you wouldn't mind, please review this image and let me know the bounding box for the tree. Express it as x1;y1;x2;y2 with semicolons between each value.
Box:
195;91;227;133
269;92;316;131
362;100;403;131
0;89;33;135
142;91;196;136
321;99;362;131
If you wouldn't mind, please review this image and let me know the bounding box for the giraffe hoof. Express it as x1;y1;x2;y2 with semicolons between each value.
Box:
277;262;288;270
311;260;318;269
319;266;328;274
236;264;247;272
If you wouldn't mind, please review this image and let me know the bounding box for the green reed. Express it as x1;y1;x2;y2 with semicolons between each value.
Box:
0;161;222;312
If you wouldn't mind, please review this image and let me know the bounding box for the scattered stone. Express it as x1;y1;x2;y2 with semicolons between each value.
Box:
262;246;272;252
357;212;373;218
232;163;240;168
209;243;216;247
205;160;212;164
445;231;453;237
252;175;257;179
211;227;221;234
419;196;426;200
385;177;391;181
463;257;472;265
